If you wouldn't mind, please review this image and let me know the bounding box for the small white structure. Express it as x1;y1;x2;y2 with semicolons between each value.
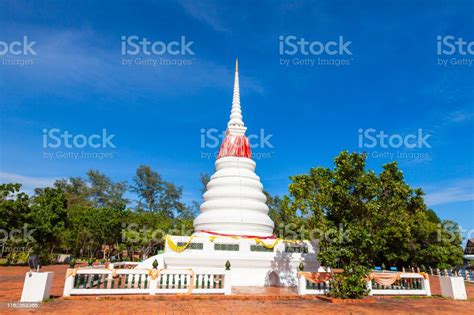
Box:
137;60;321;286
439;276;467;300
21;272;54;302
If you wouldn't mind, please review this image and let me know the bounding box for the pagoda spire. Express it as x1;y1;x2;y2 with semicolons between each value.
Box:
227;58;246;135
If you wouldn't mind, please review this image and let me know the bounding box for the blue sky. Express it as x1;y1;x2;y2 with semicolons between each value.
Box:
0;0;473;240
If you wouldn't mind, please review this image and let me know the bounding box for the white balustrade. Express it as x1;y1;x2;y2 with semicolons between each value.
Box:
368;273;431;296
297;274;329;295
297;272;431;296
63;268;231;296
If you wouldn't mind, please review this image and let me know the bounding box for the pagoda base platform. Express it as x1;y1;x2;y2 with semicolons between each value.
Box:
136;235;324;287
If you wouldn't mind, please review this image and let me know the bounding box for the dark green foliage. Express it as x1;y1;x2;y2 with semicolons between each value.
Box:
0;165;194;264
279;151;463;271
327;265;370;299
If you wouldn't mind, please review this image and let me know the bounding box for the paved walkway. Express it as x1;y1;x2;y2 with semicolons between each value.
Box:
1;265;473;314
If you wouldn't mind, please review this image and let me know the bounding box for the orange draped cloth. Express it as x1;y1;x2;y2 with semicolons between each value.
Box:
368;272;401;286
419;272;429;280
299;272;332;284
65;268;78;278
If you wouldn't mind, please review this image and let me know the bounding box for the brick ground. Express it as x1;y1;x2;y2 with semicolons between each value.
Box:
1;265;473;314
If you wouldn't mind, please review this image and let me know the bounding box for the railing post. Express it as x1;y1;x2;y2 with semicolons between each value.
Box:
106;273;113;289
366;280;373;296
149;276;158;295
224;271;232;295
297;274;306;295
63;270;75;297
423;276;431;296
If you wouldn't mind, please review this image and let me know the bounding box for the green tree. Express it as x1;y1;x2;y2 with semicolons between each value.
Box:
199;173;210;194
130;165;163;211
131;165;187;218
87;170;128;209
54;177;91;208
0;184;31;263
285;151;463;269
30;187;67;255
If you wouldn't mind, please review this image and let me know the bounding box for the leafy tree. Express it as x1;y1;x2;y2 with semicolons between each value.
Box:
130;165;163;211
54;177;91;208
121;210;171;260
265;192;302;238
87;170;128;209
0;184;31;263
158;182;186;218
283;151;463;269
131;165;187;218
30;187;67;255
0;183;30;234
199;173;210;194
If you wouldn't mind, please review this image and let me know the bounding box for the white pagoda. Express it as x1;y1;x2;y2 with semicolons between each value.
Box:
138;60;321;286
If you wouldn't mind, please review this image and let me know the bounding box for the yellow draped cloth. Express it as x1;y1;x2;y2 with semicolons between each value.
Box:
166;235;195;252
255;238;280;249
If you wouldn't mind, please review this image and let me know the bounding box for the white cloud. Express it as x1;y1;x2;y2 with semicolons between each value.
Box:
177;0;230;33
0;172;58;194
446;110;473;123
0;26;264;106
424;179;474;206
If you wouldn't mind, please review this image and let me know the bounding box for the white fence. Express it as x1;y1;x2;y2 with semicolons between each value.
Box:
63;268;231;296
367;273;431;296
297;275;329;295
297;272;431;296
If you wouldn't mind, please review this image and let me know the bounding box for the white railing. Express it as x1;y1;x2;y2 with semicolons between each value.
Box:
63;268;231;296
297;274;329;295
367;273;431;296
297;272;431;296
403;267;473;282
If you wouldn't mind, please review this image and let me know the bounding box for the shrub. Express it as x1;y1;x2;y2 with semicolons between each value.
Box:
327;265;370;299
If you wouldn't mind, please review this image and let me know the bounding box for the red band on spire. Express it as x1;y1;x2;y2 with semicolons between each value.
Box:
217;134;252;159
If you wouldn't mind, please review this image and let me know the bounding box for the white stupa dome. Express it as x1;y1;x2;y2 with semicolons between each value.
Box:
193;59;275;237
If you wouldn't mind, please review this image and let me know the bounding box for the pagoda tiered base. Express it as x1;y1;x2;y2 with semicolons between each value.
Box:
137;235;323;287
